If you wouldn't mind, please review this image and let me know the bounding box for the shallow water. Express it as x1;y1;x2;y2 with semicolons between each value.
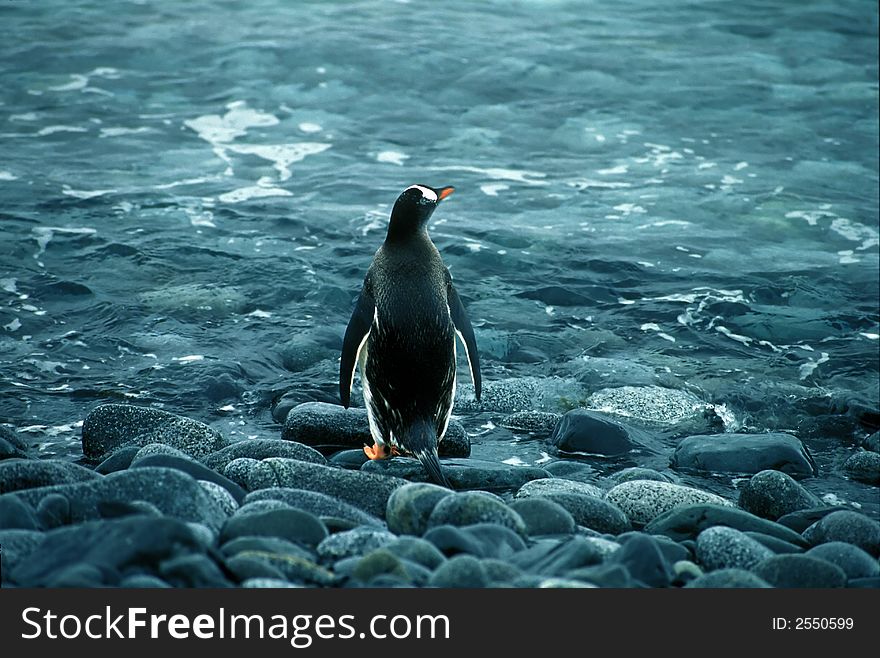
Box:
1;1;877;514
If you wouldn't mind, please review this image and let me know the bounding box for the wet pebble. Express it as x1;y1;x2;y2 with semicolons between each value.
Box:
427;554;489;588
203;439;327;470
316;527;396;561
385;482;453;536
806;542;880;579
842;450;880;484
549;409;655;456
0;459;100;495
219;508;328;547
605;480;733;526
685;568;772;588
500;411;561;434
515;477;604;499
753;554;847;588
427;491;526;535
362;457;548;492
508;497;576;536
532;492;630;535
243;487;383;527
738;469;823;520
671;433;816;476
802;510;880;556
696;526;774;571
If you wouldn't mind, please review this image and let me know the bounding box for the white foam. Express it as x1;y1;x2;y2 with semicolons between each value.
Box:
49;74;89;92
536;451;552;464
636;219;691;229
720;175;742;185
32;226;97;258
173;355;205;363
377;150;409;166
0;171;17;181
734;162;748;171
218;185;293;203
480;183;509;196
184;102;279;143
714;325;752;345
799;352;829;380
247;309;272;318
4;318;21;331
298;122;322;133
99;126;151;138
837;250;859;264
567;178;631;190
10;112;40;122
431;164;547;185
859;333;879;340
830;218;878;250
613;203;646;214
1;278;17;293
597;164;628;175
785;209;835;226
502;456;526;466
226;142;330;181
37;125;88;136
61;185;115;199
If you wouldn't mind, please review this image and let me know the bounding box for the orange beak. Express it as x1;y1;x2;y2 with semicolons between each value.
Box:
437;186;455;201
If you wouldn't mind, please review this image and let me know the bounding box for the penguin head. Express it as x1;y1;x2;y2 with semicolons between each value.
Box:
387;184;454;241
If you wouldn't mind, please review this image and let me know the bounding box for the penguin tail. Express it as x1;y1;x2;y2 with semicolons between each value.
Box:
405;418;452;488
415;447;452;489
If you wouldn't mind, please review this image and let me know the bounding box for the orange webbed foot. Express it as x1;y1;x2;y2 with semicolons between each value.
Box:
364;442;391;460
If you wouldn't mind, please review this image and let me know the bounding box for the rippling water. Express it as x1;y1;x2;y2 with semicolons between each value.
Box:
1;1;877;512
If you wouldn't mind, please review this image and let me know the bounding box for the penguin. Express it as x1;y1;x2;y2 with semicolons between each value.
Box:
339;184;481;487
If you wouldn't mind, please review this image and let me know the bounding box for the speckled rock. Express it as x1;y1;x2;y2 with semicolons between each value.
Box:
533;493;630;535
753;554;847;588
515;477;605;500
234;550;334;585
696;526;774;571
233;500;294;517
500;411;562;434
362;457;548;492
35;493;71;529
743;531;804;555
282;402;469;457
131;453;247;503
198;481;239;517
606;467;673;485
0;426;30;460
482;558;523;584
385;482;454;536
605;480;733;526
806;542;880;579
549;409;657;456
860;431;879;453
0;459;100;495
586;385;713;427
316;527;396;561
219;536;314;562
203;439;327;470
0;529;45;575
802;510;880;556
426;491;526;535
685;568;772;588
243;488;382;527
453;377;545;413
843;450;880;484
131;442;193;463
81;404;227;461
776;507;840;533
219;508;328;547
671;433;816;476
738;469;823;520
508;498;576;536
428;554;489;588
644;504;808;547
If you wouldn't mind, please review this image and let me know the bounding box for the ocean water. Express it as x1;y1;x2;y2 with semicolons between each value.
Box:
1;1;877;512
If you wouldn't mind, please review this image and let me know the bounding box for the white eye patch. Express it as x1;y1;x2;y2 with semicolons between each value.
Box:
405;184;437;202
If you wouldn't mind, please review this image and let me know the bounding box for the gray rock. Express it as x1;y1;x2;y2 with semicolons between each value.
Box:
586;386;713;427
482;558;523;584
233;550;334;585
753;554;847;588
82;404;227;461
685;568;772;588
532;493;630;535
282;402;470;457
159;554;233;588
562;563;635;588
860;431;879;453
423;524;525;560
428;554;489;588
453;377;543;413
316;527;396;561
508;498;576;536
0;496;38;530
542;461;597;482
605;480;733;526
219;536;314;562
671;433;816;476
203;439;326;471
609;533;675;587
549;409;658;457
225;554;289;583
738;470;824;520
384;536;447;570
198;481;239;517
0;529;45;576
806;542;880;579
0;459;100;495
3;467;227;530
644;504;808;547
362;457;548;492
220;508;328;547
243;487;383;527
222;458;261;489
802;510;880;556
36;493;72;529
696;526;774;571
515;477;605;499
94;446;141;474
843;450;880;484
350;549;411;584
500;411;561;434
234;500;292;517
385;482;453;536
606;467;673;485
242;457;408;518
672;560;703;585
131;442;193;463
0;426;30;460
426;491;526;535
329;449;370;469
131;453;247;502
776;507;839;533
743;531;804;555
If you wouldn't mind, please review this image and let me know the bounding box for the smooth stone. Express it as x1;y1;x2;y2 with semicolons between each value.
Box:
542;461;597;482
323;517;364;534
81;404;226;461
350;549;411;584
234;550;334;585
243;487;383;527
564;563;636;588
422;525;489;558
198;481;239;517
618;531;687;564
159;554;232;587
0;529;45;575
753;554;847;588
2;467;227;530
244;458;407;518
608;533;674;587
671;433;816;476
329;449;370;470
605;480;733;526
585;385;714;427
7;516;204;587
118;575;172;588
644;504;809;547
500;411;562;434
515;477;605;500
696;526;774;571
94;446;140;474
802;510;880;556
685;568;772;588
843;451;880;484
219;536;314;562
848;576;880;588
0;459;100;494
0;496;38;530
234;500;292;516
860;431;879;453
225;554;288;583
202;439;326;470
362;457;548;492
606;467;673;485
98;500;162;519
532;493;630;535
384;536;447;569
0;426;30;453
511;537;604;576
428;554;489;588
36;493;71;529
807;542;880;579
672;560;703;585
549;409;656;457
220;508;328;547
508;498;576;536
131;443;193;463
426;491;526;535
385;482;454;536
131;454;247;502
282;402;470;457
458;523;527;558
316;527;396;561
738;469;823;520
776;507;839;533
482;558;523;584
743;531;804;554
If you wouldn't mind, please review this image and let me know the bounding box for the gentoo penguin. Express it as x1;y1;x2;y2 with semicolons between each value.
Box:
339;184;481;487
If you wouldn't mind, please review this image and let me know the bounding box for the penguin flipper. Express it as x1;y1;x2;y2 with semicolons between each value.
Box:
340;284;375;408
447;277;481;401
